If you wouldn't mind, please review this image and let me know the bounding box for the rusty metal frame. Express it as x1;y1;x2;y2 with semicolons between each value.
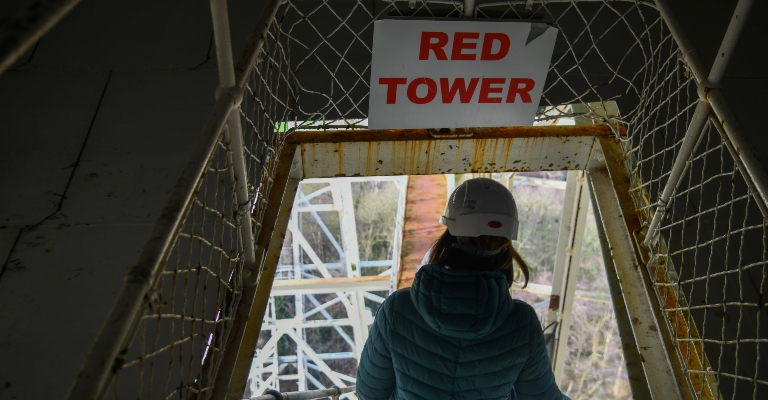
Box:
545;170;591;383
588;137;695;399
214;124;657;400
587;173;654;399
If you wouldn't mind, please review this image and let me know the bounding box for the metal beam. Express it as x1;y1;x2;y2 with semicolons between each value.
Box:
546;170;591;382
210;0;256;269
589;138;692;399
288;126;615;178
587;175;653;400
270;276;391;296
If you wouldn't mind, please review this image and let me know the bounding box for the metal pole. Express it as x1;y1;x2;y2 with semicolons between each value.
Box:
0;0;82;75
291;195;308;392
590;168;685;400
587;175;653;400
544;171;580;368
591;137;693;398
337;180;369;360
210;0;257;269
463;0;476;18
646;0;759;247
547;171;590;382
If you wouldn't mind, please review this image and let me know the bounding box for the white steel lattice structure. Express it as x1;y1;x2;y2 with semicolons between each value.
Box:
245;176;407;399
65;1;767;400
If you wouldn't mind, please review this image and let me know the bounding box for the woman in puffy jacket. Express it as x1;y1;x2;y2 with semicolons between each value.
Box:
356;178;570;400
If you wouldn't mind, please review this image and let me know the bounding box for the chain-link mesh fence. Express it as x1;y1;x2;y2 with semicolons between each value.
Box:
80;0;767;399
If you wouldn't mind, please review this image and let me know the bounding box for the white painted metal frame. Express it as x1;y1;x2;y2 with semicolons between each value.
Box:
545;170;591;383
248;177;407;398
589;138;691;399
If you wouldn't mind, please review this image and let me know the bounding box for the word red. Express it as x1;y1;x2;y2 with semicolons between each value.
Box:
419;32;511;61
378;77;535;104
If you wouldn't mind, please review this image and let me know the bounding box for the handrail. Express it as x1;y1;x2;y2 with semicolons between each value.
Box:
251;386;356;400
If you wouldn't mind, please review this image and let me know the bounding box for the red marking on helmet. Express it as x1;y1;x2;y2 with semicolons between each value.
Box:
488;221;502;228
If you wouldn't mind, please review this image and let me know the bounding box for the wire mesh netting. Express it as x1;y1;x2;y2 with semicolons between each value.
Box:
634;115;768;399
92;0;766;399
106;141;243;398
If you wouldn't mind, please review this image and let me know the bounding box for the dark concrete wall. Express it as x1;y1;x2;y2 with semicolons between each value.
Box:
0;1;264;398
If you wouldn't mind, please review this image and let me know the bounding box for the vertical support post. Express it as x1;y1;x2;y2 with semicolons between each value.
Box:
646;0;758;247
587;175;653;400
390;176;409;294
463;0;475;18
339;180;361;276
545;170;590;382
210;0;256;268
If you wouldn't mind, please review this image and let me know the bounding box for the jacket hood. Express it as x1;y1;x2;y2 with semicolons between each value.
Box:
410;264;513;339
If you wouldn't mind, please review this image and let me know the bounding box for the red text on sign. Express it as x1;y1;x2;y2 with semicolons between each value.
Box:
419;32;511;61
378;77;535;104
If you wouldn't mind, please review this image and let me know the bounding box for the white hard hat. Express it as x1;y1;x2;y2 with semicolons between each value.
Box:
439;177;520;241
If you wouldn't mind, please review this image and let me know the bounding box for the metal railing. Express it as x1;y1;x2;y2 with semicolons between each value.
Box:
250;385;356;400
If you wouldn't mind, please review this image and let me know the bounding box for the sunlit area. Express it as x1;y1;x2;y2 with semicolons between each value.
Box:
247;165;630;399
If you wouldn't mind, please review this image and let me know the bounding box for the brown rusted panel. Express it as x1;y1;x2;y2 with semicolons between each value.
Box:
396;175;447;289
300;136;597;178
286;125;618;144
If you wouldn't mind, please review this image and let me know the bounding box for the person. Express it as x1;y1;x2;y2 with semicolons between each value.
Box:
356;177;570;400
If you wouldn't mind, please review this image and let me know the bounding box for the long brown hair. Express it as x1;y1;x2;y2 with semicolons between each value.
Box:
427;228;530;288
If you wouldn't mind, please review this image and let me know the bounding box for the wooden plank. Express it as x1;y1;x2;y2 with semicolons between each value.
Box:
396;175;447;289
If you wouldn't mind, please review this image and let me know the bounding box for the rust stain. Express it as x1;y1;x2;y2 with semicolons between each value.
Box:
397;175;447;289
304;136;596;178
365;141;373;176
336;142;344;177
285;125;615;144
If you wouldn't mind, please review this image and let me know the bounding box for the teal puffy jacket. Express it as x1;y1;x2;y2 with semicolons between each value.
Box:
356;264;570;400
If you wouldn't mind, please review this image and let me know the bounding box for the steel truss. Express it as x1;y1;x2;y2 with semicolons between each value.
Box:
246;176;408;399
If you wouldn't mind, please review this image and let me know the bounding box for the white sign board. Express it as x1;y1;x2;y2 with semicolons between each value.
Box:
368;19;558;129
